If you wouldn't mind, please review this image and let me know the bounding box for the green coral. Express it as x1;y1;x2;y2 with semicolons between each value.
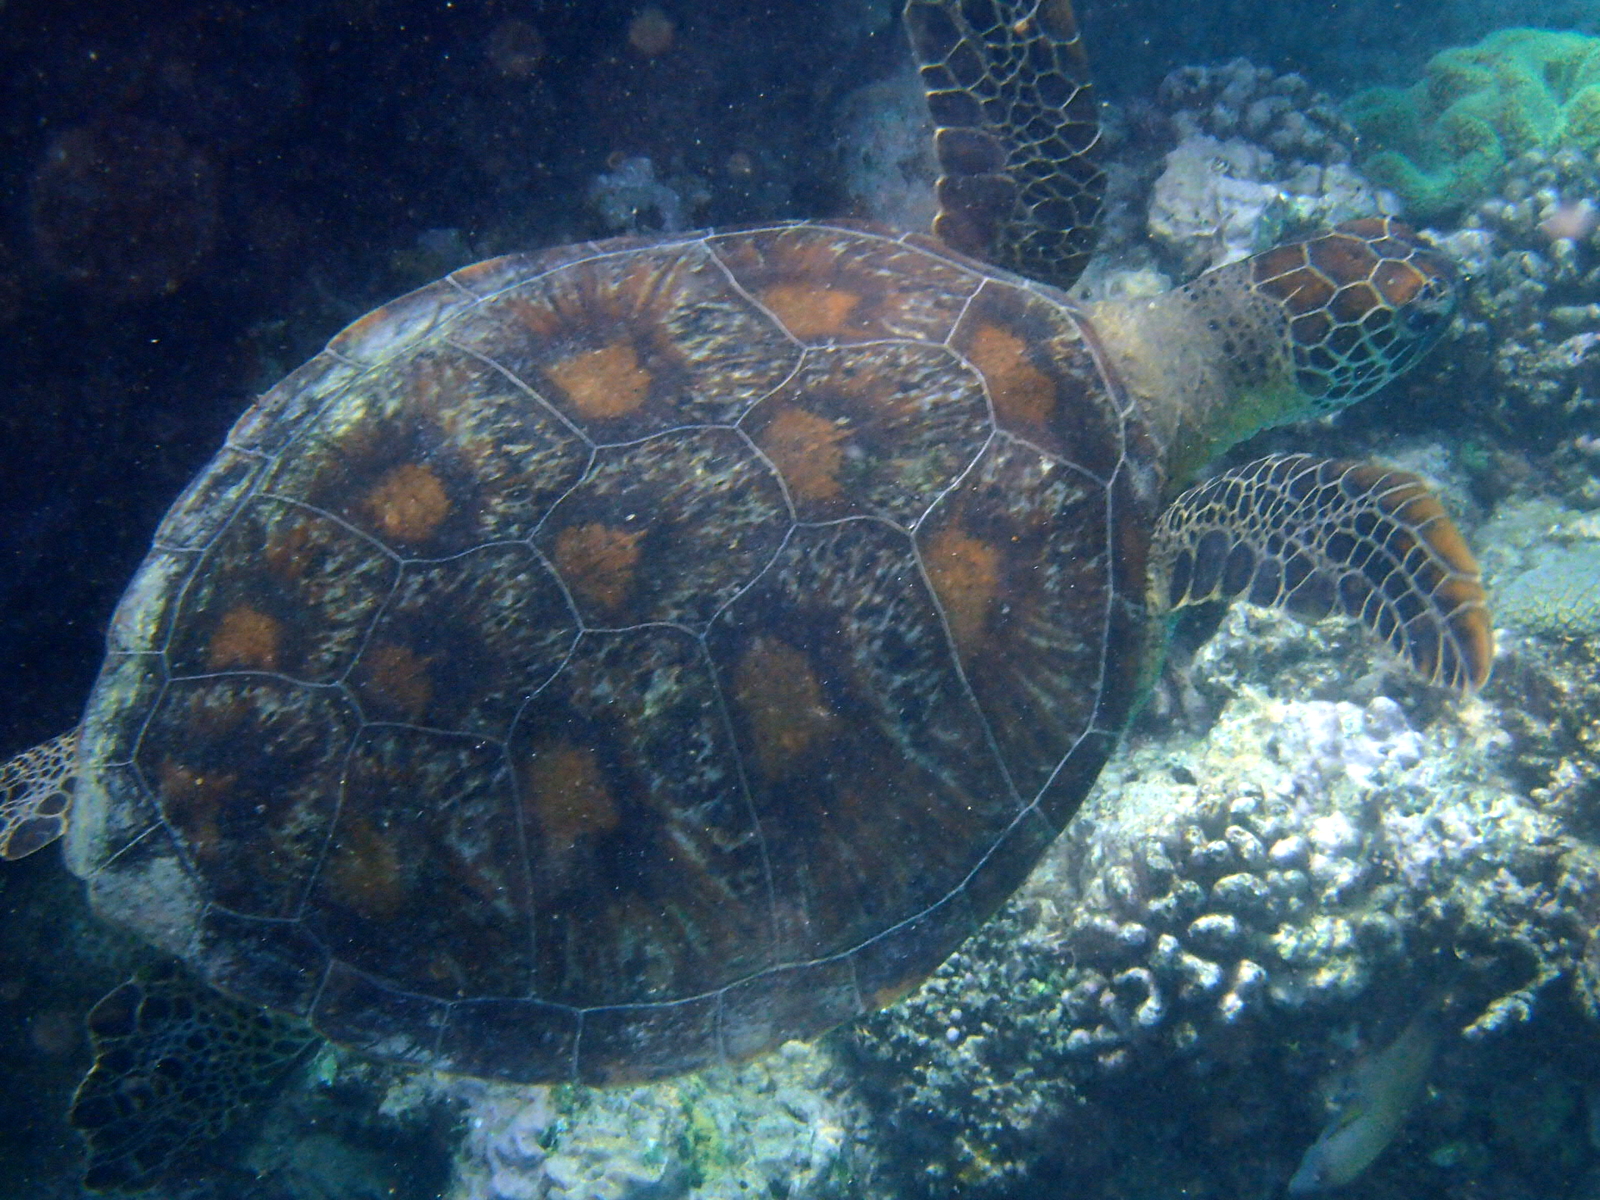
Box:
1495;543;1600;637
1344;28;1600;219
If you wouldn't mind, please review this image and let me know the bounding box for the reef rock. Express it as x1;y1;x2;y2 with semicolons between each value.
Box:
1137;59;1389;277
441;1041;873;1200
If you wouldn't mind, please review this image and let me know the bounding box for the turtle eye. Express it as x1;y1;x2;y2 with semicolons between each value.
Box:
1397;281;1457;354
1398;249;1459;334
1403;294;1447;338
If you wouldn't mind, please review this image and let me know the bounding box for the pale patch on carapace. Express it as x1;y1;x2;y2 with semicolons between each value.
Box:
364;462;452;543
921;527;1001;653
545;340;653;420
206;605;283;671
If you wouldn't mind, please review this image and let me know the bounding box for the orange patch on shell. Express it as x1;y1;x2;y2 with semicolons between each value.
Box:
521;743;620;854
358;642;433;720
757;407;849;502
553;521;645;613
157;760;235;859
732;637;838;779
545;340;652;419
922;527;1001;653
207;605;283;671
325;816;408;920
760;282;861;341
964;322;1055;432
365;462;451;543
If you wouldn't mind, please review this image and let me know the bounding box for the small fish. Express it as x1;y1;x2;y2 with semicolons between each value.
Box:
1288;1004;1445;1193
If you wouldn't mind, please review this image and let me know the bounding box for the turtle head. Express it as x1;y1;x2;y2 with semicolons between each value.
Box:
1070;217;1458;489
1247;217;1458;412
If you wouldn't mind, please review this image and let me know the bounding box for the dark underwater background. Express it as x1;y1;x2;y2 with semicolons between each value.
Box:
5;0;1595;761
6;1;1600;1198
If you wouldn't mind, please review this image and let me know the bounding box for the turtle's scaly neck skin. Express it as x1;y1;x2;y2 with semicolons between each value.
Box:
1087;219;1459;494
1088;255;1300;491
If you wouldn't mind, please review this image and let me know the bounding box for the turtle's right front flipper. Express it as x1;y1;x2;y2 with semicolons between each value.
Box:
1149;454;1493;691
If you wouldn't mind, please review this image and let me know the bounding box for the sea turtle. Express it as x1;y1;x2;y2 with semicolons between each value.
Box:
1;0;1491;1190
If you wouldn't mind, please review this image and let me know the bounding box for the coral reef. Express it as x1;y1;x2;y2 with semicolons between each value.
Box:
1156;59;1356;165
586;155;709;234
10;8;1600;1199
1457;494;1600;641
1495;544;1600;637
1145;132;1388;277
1345;28;1600;221
1430;143;1600;456
1472;496;1600;883
844;590;1600;1199
834;64;938;234
1093;59;1389;281
436;1041;875;1200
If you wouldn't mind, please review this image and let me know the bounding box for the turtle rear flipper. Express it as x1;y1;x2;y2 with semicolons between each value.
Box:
70;962;317;1193
0;729;77;861
1149;454;1493;691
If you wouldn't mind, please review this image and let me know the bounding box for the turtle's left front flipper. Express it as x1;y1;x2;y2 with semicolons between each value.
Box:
0;729;78;861
1149;454;1493;691
904;0;1104;290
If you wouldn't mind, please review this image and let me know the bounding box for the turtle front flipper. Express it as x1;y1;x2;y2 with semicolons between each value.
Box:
0;729;78;861
904;0;1104;289
69;962;318;1193
1149;455;1493;691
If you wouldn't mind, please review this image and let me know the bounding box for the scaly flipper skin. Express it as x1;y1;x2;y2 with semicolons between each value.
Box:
0;728;77;860
904;0;1104;289
1148;455;1493;692
70;962;317;1194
